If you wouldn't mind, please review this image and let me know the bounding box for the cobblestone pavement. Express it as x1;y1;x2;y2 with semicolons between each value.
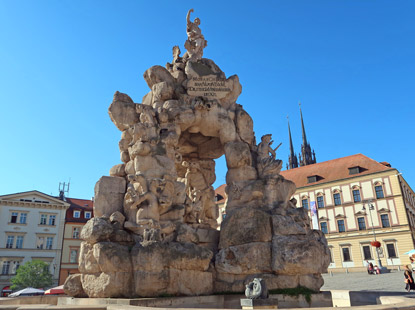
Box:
322;270;408;292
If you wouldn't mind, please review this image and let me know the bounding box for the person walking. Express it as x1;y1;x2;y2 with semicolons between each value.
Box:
404;265;415;292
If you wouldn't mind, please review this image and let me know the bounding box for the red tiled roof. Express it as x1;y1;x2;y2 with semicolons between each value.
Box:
65;197;94;223
65;197;93;210
215;184;227;204
280;153;394;188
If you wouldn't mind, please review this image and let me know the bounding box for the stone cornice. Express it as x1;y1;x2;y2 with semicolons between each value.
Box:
0;247;61;252
0;199;69;210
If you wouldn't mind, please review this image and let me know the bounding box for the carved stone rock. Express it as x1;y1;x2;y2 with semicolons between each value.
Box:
80;217;113;245
67;9;330;298
63;274;87;298
108;92;139;131
215;242;272;274
94;176;126;217
219;207;272;249
81;271;133;298
271;232;330;275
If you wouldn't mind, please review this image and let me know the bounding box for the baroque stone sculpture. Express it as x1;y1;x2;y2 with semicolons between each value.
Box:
64;9;330;298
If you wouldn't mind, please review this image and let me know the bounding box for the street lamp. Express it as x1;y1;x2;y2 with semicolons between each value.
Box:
362;199;383;268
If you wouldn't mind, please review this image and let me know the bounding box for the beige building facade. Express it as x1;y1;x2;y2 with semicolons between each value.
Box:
281;154;415;272
0;191;69;294
59;197;93;285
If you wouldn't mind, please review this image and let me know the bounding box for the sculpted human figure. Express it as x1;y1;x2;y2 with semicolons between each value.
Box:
137;104;157;126
123;177;162;237
184;9;207;61
182;161;218;227
257;134;283;178
134;179;161;225
158;175;175;214
257;134;281;161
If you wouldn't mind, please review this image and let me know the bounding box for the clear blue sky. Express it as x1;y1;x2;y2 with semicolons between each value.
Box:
0;1;414;199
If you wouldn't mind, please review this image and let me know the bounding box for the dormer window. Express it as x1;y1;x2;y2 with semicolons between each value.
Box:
348;166;361;175
307;175;318;183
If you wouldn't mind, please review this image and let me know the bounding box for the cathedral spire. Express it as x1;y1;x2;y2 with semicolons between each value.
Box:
300;102;308;147
299;103;316;167
287;116;298;169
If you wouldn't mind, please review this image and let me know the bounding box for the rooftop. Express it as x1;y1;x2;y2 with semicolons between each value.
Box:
280;153;394;188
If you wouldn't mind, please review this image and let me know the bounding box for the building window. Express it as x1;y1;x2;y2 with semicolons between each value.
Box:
10;212;18;223
70;249;78;263
46;237;53;250
333;192;342;205
49;215;56;226
2;261;10;275
337;219;345;232
386;243;397;258
85;212;91;219
40;214;47;225
353;189;361;202
301;198;309;210
317;195;325;208
73;211;81;218
307;175;318;183
329;248;334;263
342;247;352;262
15;236;23;249
381;214;390;228
320;222;328;234
72;227;80;239
11;261;20;274
362;245;372;260
6;236;14;248
357;217;366;230
375;185;384;199
37;237;45;249
19;213;27;224
349;166;361;175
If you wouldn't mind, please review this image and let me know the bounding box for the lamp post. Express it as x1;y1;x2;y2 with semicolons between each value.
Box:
362;199;383;268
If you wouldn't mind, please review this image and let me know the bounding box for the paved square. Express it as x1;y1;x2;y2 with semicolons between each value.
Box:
322;270;407;292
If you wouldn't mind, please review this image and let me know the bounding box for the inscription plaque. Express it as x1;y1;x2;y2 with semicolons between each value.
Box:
187;75;232;99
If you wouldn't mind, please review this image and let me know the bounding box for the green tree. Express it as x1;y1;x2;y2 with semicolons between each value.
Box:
11;260;53;290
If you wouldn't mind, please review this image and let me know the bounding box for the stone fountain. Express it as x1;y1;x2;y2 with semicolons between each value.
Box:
63;9;330;298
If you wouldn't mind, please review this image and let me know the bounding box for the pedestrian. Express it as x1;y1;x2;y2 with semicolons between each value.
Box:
374;265;380;274
366;260;371;274
368;262;374;275
404;265;415;292
410;257;415;271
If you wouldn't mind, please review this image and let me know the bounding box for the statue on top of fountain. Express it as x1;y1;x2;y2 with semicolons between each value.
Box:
184;8;207;62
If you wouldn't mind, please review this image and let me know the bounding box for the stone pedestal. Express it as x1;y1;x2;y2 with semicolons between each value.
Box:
240;299;278;309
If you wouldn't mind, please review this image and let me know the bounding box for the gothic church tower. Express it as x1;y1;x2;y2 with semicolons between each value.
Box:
298;105;316;166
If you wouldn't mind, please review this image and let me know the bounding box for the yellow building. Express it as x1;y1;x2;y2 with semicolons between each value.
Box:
280;153;415;272
59;197;93;285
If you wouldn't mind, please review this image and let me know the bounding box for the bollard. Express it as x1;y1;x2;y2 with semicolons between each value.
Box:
330;271;333;277
346;268;349;274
